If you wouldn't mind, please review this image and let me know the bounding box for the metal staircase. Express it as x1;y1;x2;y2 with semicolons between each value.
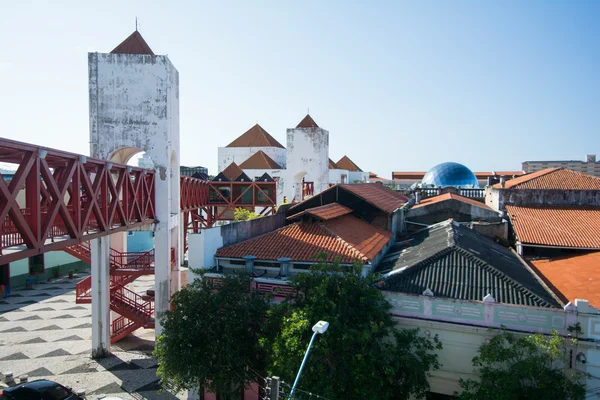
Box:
70;242;156;343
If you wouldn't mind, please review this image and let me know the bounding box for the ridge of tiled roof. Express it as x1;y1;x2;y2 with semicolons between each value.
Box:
336;155;362;172
529;251;600;308
287;203;353;221
392;172;427;179
506;205;600;249
377;221;559;307
239;151;282;169
340;184;408;214
493;168;600;190
296;114;319;128
411;193;493;210
111;31;155;55
221;162;245;181
226;124;285;149
215;215;392;264
329;158;339;169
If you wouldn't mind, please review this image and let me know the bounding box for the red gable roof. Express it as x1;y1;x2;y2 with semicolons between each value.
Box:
340;184;408;214
296;114;319;128
529;252;600;308
239;151;282;169
287;203;353;221
493;168;600;190
222;162;245;181
336;156;362;172
411;193;493;210
507;205;600;249
329;159;339;169
226;124;285;149
215;214;392;263
111;31;155;55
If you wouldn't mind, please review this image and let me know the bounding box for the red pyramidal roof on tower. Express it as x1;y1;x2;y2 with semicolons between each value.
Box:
296;114;319;128
111;31;155;55
226;124;285;149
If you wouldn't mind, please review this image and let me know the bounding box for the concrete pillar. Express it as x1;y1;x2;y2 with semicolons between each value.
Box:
278;257;291;277
91;236;111;358
244;255;256;274
361;263;372;278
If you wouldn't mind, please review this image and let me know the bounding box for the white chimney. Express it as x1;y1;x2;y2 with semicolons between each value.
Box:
499;176;506;188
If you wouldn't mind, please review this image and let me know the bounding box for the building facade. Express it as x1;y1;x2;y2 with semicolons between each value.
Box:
523;154;600;177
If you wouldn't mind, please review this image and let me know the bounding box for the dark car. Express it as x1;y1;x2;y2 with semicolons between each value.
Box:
0;379;84;400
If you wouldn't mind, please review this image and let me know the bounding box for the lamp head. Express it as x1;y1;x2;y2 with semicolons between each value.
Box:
312;321;329;334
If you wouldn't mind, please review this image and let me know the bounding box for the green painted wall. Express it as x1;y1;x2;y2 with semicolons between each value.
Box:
8;251;89;289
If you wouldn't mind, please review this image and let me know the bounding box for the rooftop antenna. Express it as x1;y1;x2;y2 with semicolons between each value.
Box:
135;17;138;31
307;107;310;115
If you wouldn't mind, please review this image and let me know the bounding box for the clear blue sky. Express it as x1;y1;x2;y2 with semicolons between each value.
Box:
1;1;598;177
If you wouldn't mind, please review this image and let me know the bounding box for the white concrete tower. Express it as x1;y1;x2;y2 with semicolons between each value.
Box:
285;115;329;201
88;31;180;356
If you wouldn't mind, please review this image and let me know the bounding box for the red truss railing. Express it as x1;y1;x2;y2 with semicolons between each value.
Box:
0;137;156;264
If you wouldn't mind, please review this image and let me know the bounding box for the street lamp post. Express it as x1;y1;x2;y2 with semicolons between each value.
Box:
288;320;329;399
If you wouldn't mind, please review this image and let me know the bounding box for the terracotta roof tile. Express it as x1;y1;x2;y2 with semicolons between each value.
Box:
473;171;524;178
529;252;600;307
336;156;362;172
239;151;282;169
226;124;285;149
221;162;245;181
287;203;353;221
215;215;392;263
493;168;600;190
111;31;155;55
296;114;319;128
329;159;339;169
391;172;427;180
340;184;408;214
507;205;600;248
411;193;493;210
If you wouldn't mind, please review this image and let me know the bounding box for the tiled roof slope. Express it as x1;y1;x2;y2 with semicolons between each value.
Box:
287;203;353;221
340;184;408;214
377;221;559;308
336;156;362;172
329;159;339;169
221;162;245;181
529;252;600;308
506;205;600;248
296;114;319;128
411;193;493;210
226;124;285;149
493;168;600;190
239;151;282;169
215;215;392;264
111;31;155;55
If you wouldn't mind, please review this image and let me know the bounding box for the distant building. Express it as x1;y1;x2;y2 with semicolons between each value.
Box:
217;115;369;204
180;165;209;179
392;167;524;189
522;154;600;177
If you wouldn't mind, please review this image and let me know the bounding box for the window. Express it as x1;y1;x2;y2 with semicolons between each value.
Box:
29;254;45;275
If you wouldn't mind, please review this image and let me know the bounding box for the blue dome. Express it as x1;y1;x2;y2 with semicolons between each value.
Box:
421;162;479;188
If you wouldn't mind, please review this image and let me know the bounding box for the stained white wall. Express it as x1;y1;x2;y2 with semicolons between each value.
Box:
217;146;286;172
285;127;329;202
89;51;180;334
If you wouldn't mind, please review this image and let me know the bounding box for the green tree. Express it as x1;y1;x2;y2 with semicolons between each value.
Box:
154;271;270;398
457;329;586;400
266;258;441;399
234;207;259;221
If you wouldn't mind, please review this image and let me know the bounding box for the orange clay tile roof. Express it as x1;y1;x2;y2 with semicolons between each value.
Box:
336;156;362;172
340;184;408;214
473;171;524;178
411;193;493;210
329;159;339;169
529;251;600;307
506;205;600;248
215;215;393;263
111;31;155;55
493;168;600;190
226;124;285;149
287;203;353;221
239;151;282;169
296;114;319;128
221;162;244;181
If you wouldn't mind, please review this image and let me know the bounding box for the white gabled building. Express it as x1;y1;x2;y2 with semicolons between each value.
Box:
216;114;370;204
